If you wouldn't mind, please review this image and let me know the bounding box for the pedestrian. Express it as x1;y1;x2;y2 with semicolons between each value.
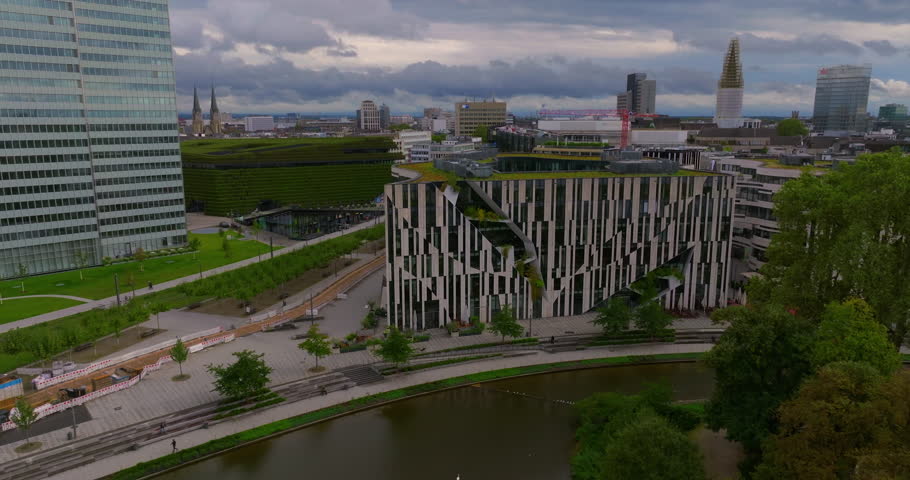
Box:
159;421;166;434
550;336;555;344
148;281;154;290
171;439;177;453
320;386;327;396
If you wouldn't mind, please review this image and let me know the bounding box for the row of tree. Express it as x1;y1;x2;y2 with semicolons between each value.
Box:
177;225;384;302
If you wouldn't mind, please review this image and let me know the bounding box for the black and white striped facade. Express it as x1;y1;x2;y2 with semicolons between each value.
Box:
384;174;735;330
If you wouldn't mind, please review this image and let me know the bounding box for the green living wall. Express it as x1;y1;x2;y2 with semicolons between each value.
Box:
184;163;392;216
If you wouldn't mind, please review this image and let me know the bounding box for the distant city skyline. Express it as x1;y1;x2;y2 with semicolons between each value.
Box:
170;1;910;117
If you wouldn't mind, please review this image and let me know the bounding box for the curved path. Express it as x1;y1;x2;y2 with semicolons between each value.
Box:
0;218;384;335
1;294;91;303
12;342;713;480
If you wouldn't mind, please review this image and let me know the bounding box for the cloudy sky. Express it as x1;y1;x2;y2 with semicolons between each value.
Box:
170;0;910;116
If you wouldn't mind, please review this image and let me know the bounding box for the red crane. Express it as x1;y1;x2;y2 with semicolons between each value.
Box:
537;109;661;148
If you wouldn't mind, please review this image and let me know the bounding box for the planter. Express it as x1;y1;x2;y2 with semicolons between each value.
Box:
449;331;460;338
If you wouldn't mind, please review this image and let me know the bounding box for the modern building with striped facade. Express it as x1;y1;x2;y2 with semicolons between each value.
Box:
384;160;735;330
0;0;186;277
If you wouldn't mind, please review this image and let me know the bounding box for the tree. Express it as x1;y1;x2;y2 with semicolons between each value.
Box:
110;314;124;345
188;236;201;252
602;414;707;480
775;118;809;137
811;299;901;376
222;237;232;259
147;301;168;332
634;299;673;339
73;250;90;281
749;149;910;346
489;305;524;343
592;298;633;335
298;325;332;372
207;350;272;400
169;338;189;379
704;304;814;454
250;221;263;261
472;124;490;142
431;133;447;143
374;326;414;371
755;363;910;480
133;248;148;272
11;397;39;450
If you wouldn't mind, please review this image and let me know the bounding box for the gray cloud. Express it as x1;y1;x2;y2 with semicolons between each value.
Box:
175;55;717;109
676;31;864;56
864;40;899;56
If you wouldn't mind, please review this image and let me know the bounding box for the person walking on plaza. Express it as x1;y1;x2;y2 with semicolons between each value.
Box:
171;439;177;453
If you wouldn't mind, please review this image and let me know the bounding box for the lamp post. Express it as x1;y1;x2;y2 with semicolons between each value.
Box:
114;273;121;307
70;403;78;440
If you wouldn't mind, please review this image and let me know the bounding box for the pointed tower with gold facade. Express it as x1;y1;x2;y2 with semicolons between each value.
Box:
191;86;205;136
209;85;223;135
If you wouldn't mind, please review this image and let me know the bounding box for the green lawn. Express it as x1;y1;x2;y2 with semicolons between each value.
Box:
0;233;276;301
0;297;85;325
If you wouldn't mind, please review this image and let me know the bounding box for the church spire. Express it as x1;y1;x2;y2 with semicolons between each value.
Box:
191;85;204;136
210;85;219;114
192;85;202;114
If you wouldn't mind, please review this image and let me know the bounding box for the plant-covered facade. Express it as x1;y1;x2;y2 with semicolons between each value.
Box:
181;138;399;216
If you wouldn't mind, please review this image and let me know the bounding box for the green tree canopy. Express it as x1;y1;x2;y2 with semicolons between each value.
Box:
431;133;447;143
756;363;910;480
11;397;38;447
811;299;901;375
602;414;707;480
170;338;189;378
207;349;272;400
375;326;414;371
592;298;633;335
704;304;814;453
775;118;809;137
472;124;490;142
489;305;524;343
749;149;910;346
299;324;332;371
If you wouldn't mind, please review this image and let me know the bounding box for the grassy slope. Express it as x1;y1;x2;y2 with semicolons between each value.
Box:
0;297;85;325
0;233;275;301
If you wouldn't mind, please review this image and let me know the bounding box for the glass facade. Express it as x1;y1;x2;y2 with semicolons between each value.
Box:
813;65;872;134
0;0;186;278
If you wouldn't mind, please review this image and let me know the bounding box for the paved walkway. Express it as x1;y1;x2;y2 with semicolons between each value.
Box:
0;294;91;303
53;342;713;480
0;218;384;335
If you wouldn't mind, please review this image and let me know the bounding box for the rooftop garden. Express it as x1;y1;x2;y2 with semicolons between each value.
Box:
399;157;716;183
758;158;826;172
181;137;401;165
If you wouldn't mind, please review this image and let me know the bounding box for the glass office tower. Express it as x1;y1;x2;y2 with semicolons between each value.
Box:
813;65;872;135
0;0;186;278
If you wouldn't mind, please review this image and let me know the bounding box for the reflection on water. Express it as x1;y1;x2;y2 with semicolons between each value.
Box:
157;363;713;480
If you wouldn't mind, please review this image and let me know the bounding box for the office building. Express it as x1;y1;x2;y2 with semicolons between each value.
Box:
455;100;507;137
379;104;391;130
359;100;380;132
813;65;872;135
244;116;275;132
0;0;187;278
618;73;656;114
714;38;745;128
878;104;907;124
393;130;432;162
385;155;734;329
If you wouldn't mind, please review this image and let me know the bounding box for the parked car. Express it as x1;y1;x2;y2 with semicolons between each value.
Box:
0;409;9;423
219;221;230;228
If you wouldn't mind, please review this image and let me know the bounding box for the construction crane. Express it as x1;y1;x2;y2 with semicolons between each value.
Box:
537;109;661;148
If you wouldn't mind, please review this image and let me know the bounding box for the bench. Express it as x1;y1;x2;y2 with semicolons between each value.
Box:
140;329;158;339
74;342;93;352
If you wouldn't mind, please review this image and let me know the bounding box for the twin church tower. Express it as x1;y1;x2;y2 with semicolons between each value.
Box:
191;86;224;136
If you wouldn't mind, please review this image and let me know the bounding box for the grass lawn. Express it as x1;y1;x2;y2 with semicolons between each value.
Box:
0;233;276;301
400;159;716;183
0;297;85;325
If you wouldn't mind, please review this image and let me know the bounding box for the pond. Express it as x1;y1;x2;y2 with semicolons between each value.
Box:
157;363;714;480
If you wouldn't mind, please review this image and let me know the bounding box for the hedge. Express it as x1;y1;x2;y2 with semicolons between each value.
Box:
417;338;538;356
106;352;703;480
380;354;501;375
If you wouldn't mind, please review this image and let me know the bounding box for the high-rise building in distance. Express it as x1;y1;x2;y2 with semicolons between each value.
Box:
714;38;745;128
359;100;380;132
813;65;872;135
618;73;656;114
454;100;506;137
379;103;391;130
0;0;187;278
879;104;908;124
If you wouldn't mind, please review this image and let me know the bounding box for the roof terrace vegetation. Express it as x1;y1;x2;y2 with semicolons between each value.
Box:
399;155;715;183
181;137;401;166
